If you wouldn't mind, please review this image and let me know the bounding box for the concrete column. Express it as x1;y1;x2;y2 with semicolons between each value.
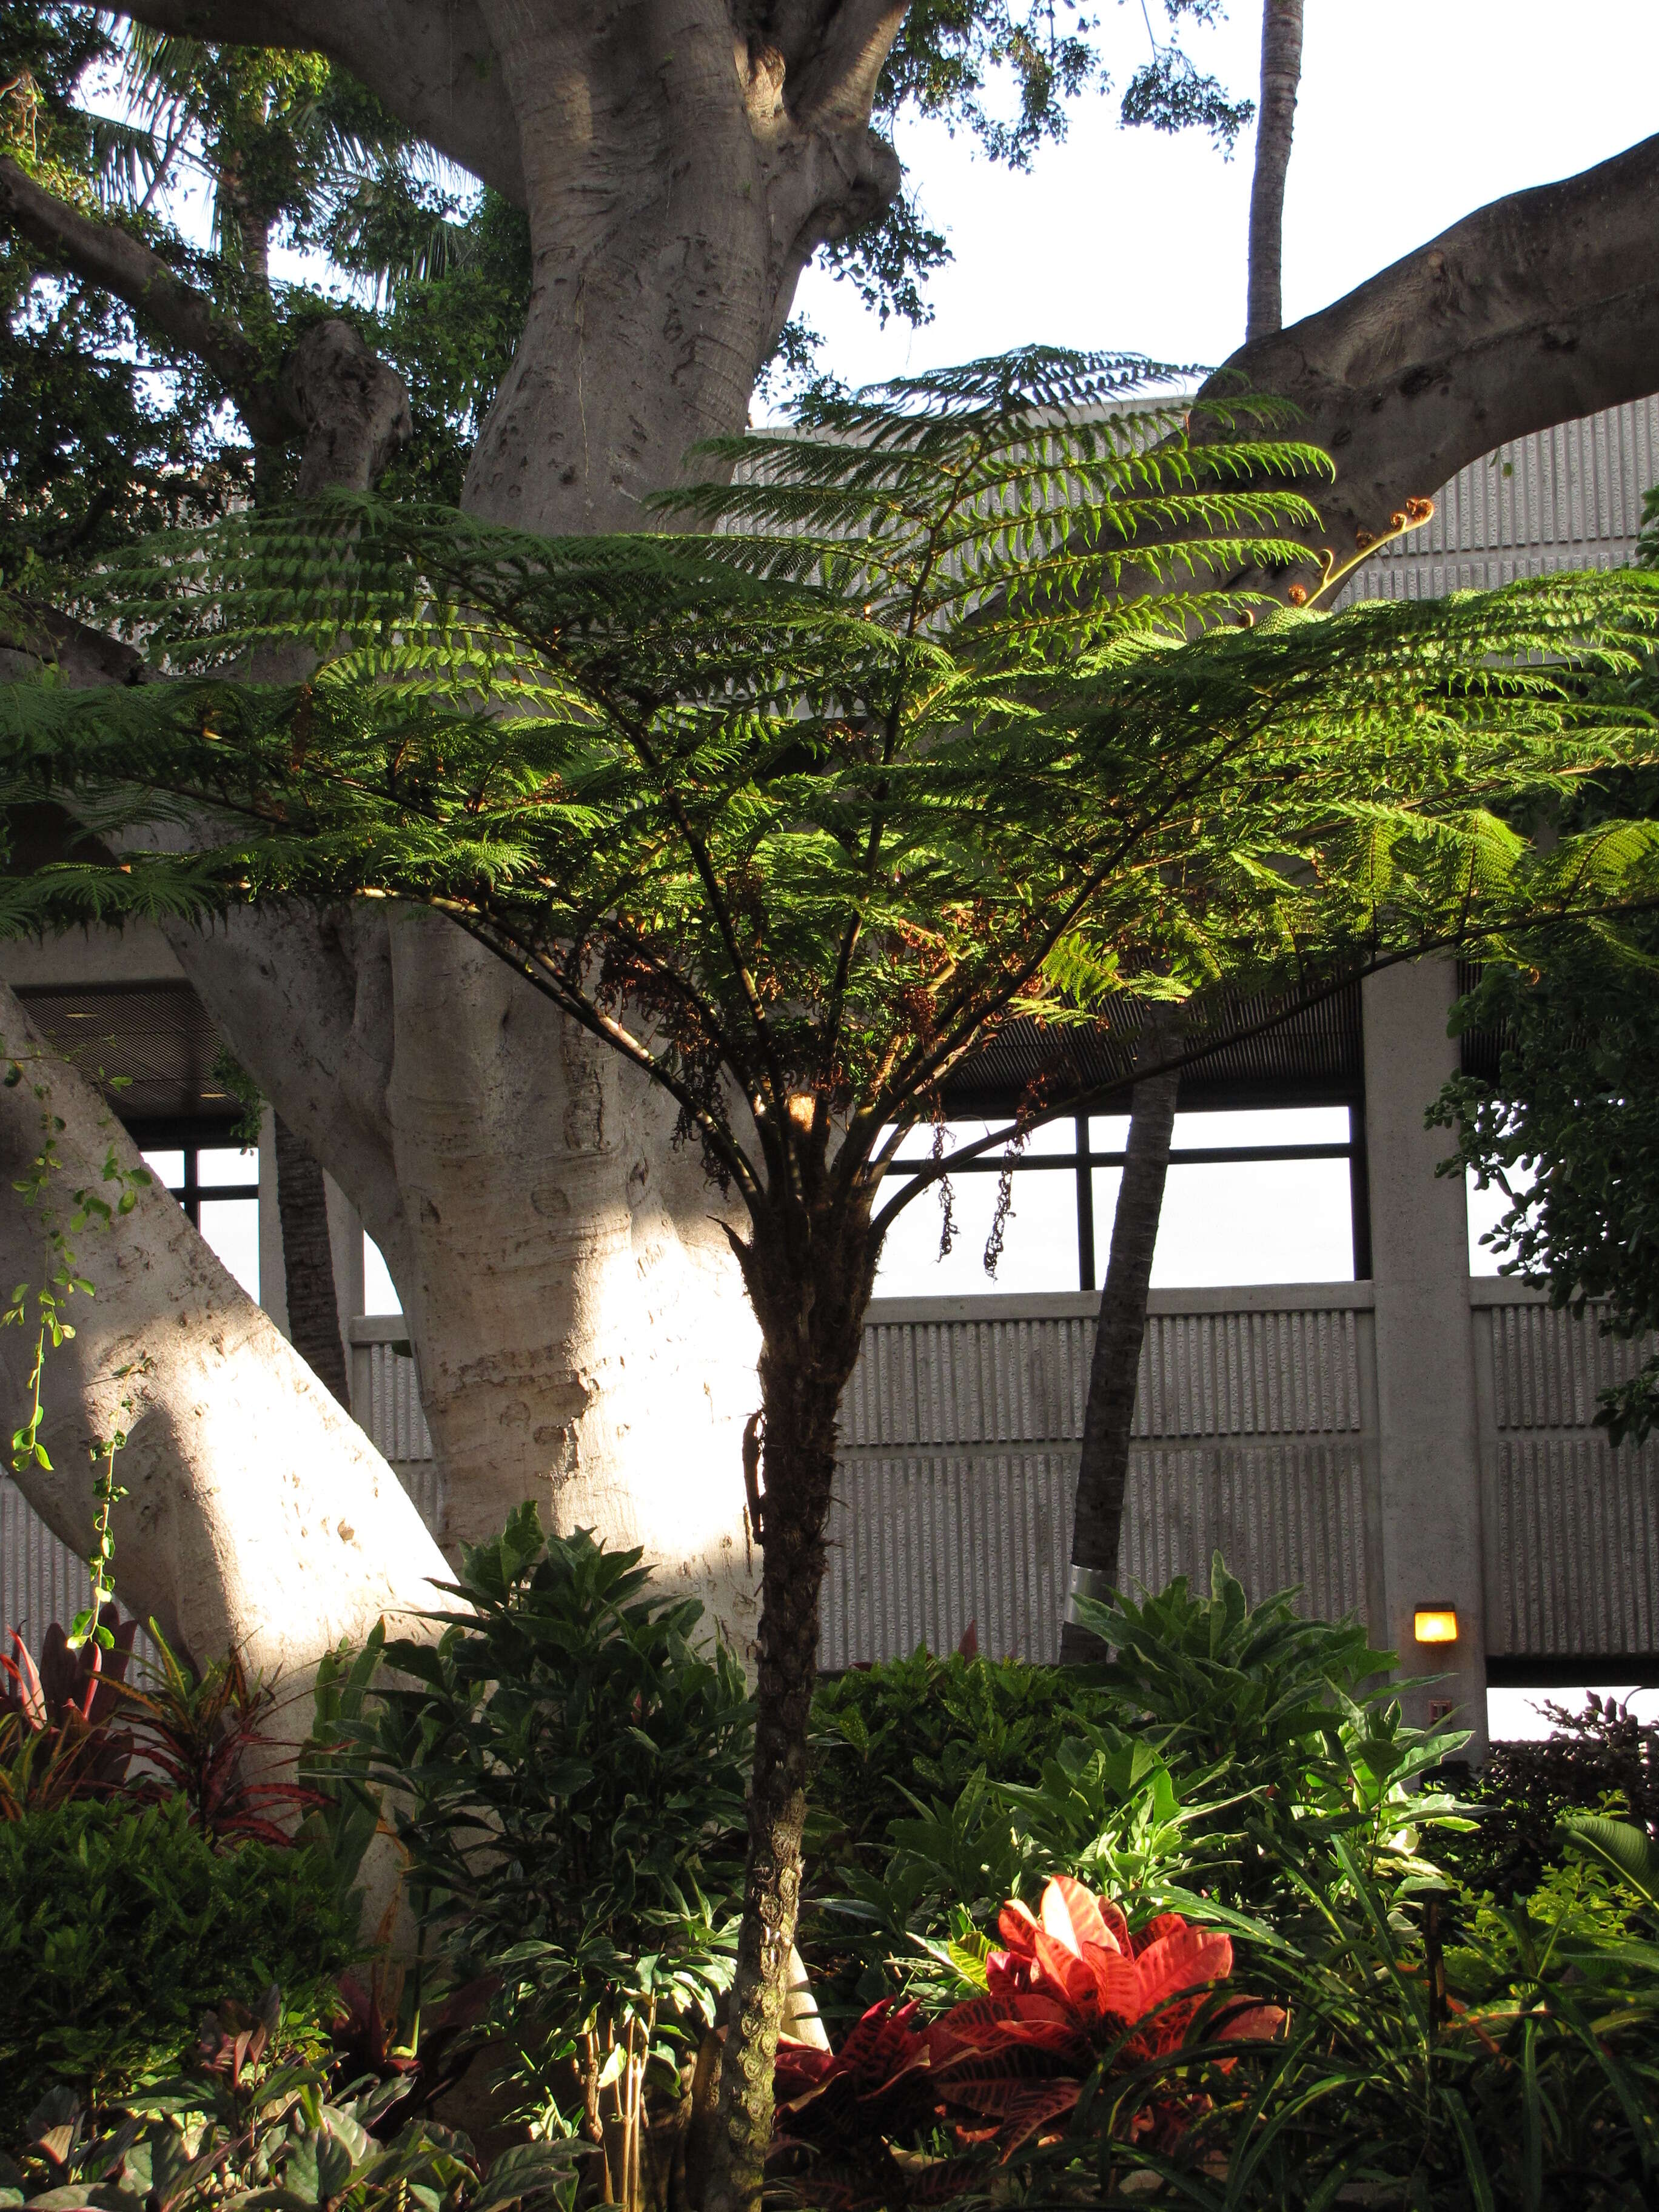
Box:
1362;960;1488;1755
256;1107;289;1335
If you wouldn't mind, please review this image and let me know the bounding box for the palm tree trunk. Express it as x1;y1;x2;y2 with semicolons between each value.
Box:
1058;1057;1180;1663
1246;0;1304;342
273;1112;351;1409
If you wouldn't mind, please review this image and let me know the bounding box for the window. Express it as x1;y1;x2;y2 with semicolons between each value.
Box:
873;1106;1364;1299
141;1144;260;1301
364;1232;401;1315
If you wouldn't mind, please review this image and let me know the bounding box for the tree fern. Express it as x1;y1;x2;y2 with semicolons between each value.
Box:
4;345;1658;2196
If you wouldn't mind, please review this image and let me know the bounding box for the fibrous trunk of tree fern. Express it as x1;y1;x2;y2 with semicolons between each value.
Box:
1059;1057;1181;1662
703;1216;874;2212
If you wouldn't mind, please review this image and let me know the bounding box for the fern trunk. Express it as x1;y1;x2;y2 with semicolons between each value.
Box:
704;1215;873;2212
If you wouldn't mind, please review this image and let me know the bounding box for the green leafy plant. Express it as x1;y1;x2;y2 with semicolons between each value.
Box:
1086;1835;1659;2208
810;1647;1116;1869
113;1624;318;1848
0;1984;579;2212
768;1872;1281;2210
0;1797;355;2137
1561;1811;1659;1910
350;1512;752;2197
0;1042;151;1647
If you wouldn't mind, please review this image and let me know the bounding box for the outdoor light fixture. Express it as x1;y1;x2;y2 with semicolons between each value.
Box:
1413;1606;1459;1646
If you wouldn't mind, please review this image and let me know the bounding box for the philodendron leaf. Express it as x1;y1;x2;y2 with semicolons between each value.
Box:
1559;1814;1659;1908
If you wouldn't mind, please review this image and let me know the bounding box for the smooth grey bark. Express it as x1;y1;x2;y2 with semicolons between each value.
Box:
1246;0;1302;341
273;1113;352;1407
1213;129;1659;577
165;905;764;1636
458;0;900;533
1058;1049;1180;1663
0;984;449;1716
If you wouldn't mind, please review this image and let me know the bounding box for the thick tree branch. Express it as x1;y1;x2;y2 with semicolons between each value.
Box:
0;155;287;441
106;0;525;203
2;158;412;485
1215;130;1659;572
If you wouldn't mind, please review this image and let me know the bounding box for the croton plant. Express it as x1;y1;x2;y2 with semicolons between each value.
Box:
770;1876;1283;2207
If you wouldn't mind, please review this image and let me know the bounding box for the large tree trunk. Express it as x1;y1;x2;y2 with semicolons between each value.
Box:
163;906;765;1635
0;984;449;1728
1216;130;1659;577
1058;1056;1181;1663
460;0;899;535
1246;0;1302;342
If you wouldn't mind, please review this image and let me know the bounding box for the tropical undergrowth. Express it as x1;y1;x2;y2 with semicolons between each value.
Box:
7;1535;1659;2210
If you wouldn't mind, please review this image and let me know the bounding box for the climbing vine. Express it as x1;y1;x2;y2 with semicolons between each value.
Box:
1;1042;150;1648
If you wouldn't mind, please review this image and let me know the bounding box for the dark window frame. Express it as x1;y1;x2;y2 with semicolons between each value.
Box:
139;1137;258;1229
884;1102;1372;1290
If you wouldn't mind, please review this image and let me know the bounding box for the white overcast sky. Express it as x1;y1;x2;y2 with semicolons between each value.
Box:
792;0;1659;389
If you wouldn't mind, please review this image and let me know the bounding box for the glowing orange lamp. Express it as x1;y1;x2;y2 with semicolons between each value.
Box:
1413;1605;1459;1646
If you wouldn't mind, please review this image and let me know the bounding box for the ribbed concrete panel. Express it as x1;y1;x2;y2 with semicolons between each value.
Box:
1135;1309;1362;1438
1333;396;1659;607
395;1461;444;1539
822;1436;1369;1666
844;1315;1091;1448
1487;1302;1659;1433
1;1480;92;1644
819;1450;1073;1668
1490;1436;1659;1656
353;1338;434;1462
842;1304;1363;1449
1120;1444;1368;1624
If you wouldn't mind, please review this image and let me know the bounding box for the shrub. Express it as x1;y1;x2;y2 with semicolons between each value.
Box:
1;1985;579;2212
355;1509;752;2161
809;1646;1116;1869
0;1795;355;2137
1444;1691;1659;1902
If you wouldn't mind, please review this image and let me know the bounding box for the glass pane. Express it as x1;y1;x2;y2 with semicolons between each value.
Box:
196;1145;258;1188
364;1233;402;1315
1088;1116;1131;1153
1094;1158;1354;1287
199;1198;258;1301
1170;1107;1351;1149
141;1148;184;1191
885;1117;1075;1165
1467;1164;1537;1278
874;1166;1079;1296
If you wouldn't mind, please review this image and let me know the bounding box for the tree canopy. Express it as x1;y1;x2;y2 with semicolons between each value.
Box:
6;347;1658;1249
